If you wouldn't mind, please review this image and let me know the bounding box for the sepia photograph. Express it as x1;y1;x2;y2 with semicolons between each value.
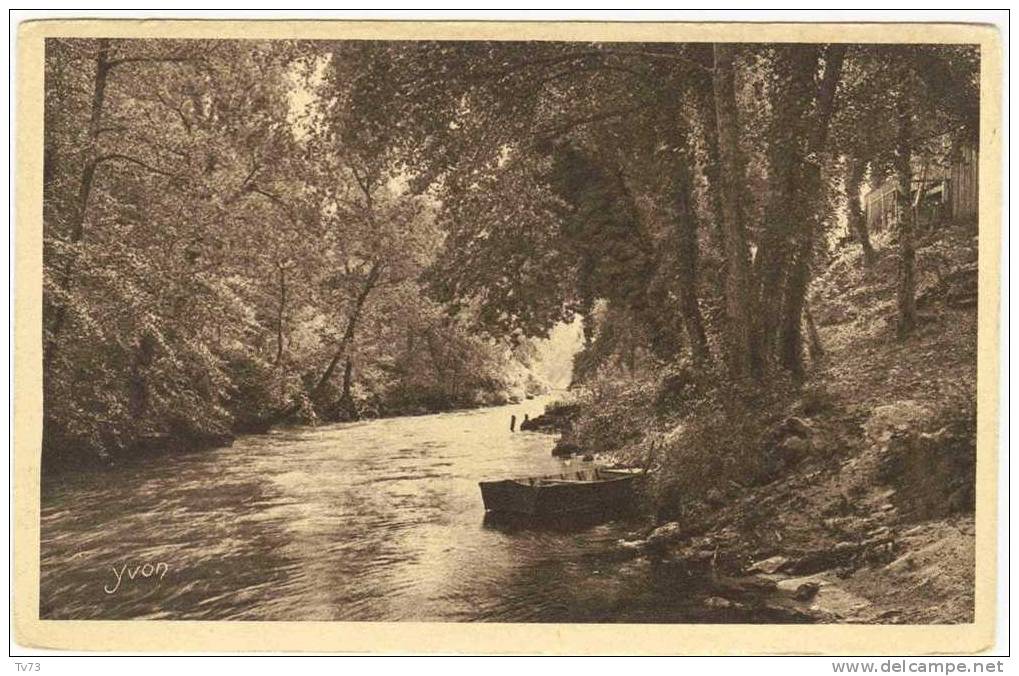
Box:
12;16;1002;655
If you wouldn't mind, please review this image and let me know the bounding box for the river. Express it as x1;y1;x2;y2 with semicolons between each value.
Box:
40;398;717;623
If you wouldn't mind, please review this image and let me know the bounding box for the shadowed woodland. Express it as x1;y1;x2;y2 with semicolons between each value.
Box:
43;39;978;457
42;38;981;623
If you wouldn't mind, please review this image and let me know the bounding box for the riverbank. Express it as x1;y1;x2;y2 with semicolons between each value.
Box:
42;390;545;476
549;219;979;623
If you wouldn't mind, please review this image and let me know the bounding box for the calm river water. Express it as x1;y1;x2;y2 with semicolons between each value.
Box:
40;398;714;622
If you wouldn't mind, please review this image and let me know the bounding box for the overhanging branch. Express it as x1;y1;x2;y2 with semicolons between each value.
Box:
94;153;181;179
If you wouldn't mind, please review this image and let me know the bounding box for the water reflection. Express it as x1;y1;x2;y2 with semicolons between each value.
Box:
39;398;704;622
481;506;641;533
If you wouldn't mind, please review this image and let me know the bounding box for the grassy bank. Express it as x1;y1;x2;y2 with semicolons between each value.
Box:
43;383;544;476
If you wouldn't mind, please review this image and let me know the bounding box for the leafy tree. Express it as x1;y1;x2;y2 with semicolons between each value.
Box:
39;37;981;465
832;44;979;337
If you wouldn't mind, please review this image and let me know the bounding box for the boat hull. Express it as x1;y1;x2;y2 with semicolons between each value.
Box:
479;468;641;516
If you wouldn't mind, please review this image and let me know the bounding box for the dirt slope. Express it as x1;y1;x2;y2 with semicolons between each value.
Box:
602;219;980;623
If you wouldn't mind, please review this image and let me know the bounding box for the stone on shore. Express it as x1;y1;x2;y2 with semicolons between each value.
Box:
746;555;789;575
645;521;684;550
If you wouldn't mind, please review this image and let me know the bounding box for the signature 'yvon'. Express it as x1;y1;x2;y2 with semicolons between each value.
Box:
104;562;169;595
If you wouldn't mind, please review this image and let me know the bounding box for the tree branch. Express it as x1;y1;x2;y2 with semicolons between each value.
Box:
95;153;181;179
247;185;299;226
534;103;653;142
107;55;202;69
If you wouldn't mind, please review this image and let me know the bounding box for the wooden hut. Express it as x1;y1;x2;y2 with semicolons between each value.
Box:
948;142;979;220
864;140;978;232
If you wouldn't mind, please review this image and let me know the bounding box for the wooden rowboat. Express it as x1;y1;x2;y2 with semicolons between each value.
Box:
479;467;643;516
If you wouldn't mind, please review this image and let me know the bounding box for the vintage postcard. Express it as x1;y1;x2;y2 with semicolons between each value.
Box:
13;19;1002;654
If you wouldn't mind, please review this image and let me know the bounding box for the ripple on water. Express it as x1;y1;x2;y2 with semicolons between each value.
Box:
40;398;664;622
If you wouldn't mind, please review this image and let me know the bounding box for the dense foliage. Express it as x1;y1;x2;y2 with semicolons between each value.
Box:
41;39;545;464
42;38;979;467
326;40;977;379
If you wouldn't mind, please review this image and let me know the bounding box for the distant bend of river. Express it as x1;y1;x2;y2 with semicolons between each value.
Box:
40;398;711;622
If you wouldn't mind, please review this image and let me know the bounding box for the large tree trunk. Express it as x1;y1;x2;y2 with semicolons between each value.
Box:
653;91;710;365
751;45;845;377
670;124;711;365
712;44;759;379
613;160;684;362
845;157;876;266
776;45;845;377
810;46;847;153
778;242;813;378
44;39;112;370
754;46;821;368
691;48;727;246
894;100;917;338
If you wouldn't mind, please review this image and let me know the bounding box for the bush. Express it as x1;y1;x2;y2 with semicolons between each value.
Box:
223;353;289;432
642;370;804;519
650;398;774;520
570;373;656;455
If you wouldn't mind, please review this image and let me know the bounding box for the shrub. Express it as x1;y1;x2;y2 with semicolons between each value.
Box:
570;372;656;455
